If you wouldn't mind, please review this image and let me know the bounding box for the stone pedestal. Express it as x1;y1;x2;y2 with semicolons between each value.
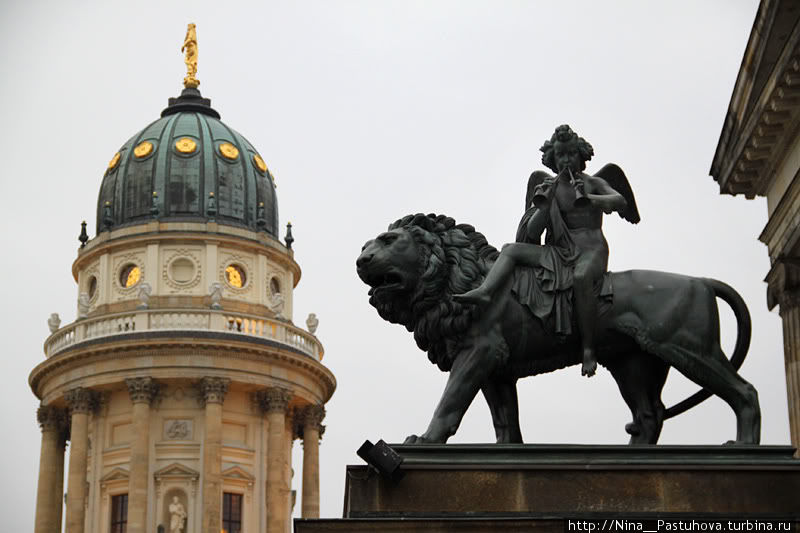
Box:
295;444;800;533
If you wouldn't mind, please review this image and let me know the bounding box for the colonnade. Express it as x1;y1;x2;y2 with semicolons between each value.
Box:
33;381;325;533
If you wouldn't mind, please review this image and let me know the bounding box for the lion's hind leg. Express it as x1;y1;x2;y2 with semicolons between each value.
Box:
670;345;760;444
607;353;668;444
481;378;523;443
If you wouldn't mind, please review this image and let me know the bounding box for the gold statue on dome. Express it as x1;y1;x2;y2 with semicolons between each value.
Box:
182;23;199;88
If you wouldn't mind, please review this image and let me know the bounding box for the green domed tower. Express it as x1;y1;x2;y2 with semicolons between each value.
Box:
30;25;334;533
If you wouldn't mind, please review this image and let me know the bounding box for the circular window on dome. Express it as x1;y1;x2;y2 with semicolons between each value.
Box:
119;264;141;289
87;275;98;300
224;264;247;289
169;257;196;284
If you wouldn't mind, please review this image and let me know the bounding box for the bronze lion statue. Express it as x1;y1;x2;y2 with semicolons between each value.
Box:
356;213;760;445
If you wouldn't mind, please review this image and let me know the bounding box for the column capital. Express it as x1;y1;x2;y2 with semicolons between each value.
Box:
293;405;325;440
301;405;326;429
64;387;99;415
257;387;292;414
36;404;67;433
778;289;800;314
125;377;160;404
198;377;230;405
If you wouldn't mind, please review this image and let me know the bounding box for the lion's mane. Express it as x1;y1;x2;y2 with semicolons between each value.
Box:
370;213;499;371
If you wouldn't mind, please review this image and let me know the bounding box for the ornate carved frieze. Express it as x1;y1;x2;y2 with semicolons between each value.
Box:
125;377;160;404
163;248;203;292
164;419;193;440
256;387;292;414
197;377;230;406
64;387;99;415
36;404;68;433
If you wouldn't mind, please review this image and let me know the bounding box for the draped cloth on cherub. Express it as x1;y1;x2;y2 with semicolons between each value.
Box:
510;200;612;336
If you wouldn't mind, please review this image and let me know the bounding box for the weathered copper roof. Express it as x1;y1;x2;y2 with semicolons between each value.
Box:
96;88;278;237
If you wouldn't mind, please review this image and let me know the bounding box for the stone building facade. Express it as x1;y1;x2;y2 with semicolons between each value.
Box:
30;82;335;533
710;0;800;450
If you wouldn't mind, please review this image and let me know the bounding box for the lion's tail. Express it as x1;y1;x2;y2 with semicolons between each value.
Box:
663;278;752;420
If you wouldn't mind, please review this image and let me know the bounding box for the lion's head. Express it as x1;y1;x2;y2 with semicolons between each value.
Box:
357;214;498;370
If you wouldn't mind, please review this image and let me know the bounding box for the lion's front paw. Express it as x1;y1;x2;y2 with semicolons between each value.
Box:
404;434;439;444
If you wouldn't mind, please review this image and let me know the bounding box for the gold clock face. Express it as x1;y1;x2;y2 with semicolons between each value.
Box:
219;142;239;160
134;141;153;158
107;152;121;171
253;154;268;173
175;137;197;154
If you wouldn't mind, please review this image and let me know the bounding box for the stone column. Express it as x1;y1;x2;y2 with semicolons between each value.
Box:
64;387;97;533
125;377;159;533
780;290;800;452
34;405;67;533
259;388;292;533
54;426;66;533
300;405;325;518
199;377;229;533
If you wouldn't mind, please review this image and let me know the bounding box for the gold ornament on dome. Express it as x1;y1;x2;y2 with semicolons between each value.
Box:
253;154;268;173
219;142;239;160
134;141;153;158
175;137;197;154
182;23;199;89
107;152;121;171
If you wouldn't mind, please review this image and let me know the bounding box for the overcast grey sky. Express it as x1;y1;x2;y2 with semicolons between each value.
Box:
0;0;787;529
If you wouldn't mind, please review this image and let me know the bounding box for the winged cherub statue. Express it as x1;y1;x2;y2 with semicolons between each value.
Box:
455;124;639;377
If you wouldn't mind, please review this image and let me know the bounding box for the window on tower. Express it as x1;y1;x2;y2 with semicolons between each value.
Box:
119;264;141;288
222;492;242;533
225;264;246;288
110;493;128;533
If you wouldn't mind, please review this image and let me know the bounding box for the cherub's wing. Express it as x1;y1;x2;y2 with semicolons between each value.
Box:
525;170;551;210
594;163;640;224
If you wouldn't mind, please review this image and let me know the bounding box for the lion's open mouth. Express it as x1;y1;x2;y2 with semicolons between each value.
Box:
365;272;404;295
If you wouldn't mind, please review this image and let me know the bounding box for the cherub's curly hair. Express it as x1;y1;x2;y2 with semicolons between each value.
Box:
540;124;594;173
369;213;498;371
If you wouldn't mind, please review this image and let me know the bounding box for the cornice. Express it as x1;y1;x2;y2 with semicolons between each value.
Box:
29;333;336;404
712;8;800;197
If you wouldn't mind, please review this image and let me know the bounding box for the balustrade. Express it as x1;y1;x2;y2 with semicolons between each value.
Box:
44;309;321;360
